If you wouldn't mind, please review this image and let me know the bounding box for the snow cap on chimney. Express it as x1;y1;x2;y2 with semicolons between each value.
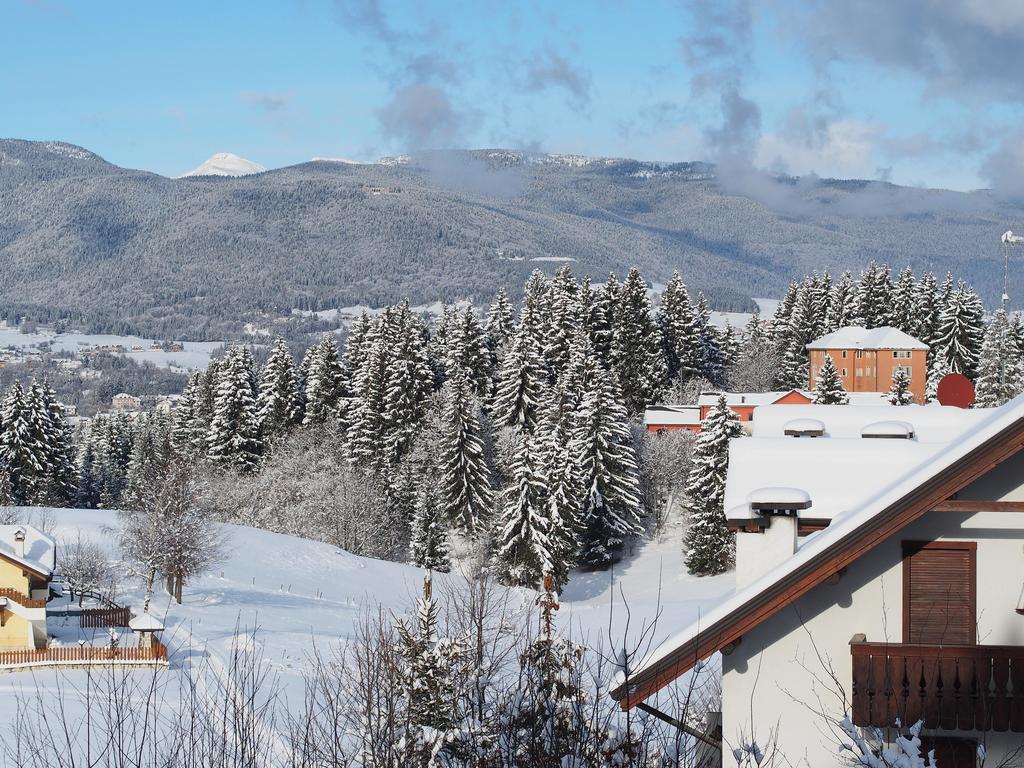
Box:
13;527;26;558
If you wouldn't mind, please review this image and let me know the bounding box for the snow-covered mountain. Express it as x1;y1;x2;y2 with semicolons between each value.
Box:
178;152;266;178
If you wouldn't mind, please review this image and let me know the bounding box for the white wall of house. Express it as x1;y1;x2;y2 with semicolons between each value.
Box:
721;506;1024;767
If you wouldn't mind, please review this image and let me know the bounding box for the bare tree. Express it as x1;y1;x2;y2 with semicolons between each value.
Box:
58;533;117;606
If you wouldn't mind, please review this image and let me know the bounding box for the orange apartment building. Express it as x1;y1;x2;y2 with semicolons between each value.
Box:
806;326;928;403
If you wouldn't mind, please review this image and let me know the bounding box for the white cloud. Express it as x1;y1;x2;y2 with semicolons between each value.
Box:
755;119;882;179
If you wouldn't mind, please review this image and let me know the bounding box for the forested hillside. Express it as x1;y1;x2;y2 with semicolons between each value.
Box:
1;140;1018;340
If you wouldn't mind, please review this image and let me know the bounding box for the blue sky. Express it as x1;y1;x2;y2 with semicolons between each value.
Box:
4;0;1024;192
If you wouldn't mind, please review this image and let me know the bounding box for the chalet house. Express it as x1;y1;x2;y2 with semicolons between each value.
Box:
696;390;813;424
643;405;702;433
0;526;54;650
807;326;928;403
611;400;1024;766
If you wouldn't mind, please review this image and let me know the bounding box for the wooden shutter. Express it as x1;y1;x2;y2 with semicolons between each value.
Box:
902;541;976;646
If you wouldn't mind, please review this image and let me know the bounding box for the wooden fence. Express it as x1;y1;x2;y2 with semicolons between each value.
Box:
80;606;132;628
0;639;168;669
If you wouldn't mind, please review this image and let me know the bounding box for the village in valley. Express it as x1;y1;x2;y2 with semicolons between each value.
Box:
4;2;1024;766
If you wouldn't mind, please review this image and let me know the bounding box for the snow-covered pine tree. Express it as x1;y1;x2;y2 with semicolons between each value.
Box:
769;280;799;341
855;262;894;328
570;336;643;567
913;271;942;376
683;394;743;576
807;271;831;340
890;267;920;336
776;282;814;389
395;575;466;765
812;355;849;404
657;271;701;383
75;437;101;508
303;335;346;426
348;312;392;468
256;337;303;445
485;287;516;354
206;346;263;473
492;321;546;433
494;429;552;588
38;380;76;506
577;276;612;366
933;281;985;379
544;265;581;382
0;383;45;505
695;292;725;384
537;388;581;588
975;309;1024;407
888;366;914;406
596;272;621;364
440;368;494;535
171;372;202;461
610;268;667;413
382;302;434;465
719;323;740;374
444;305;491;396
341;310;374;388
825;271;859;332
409;482;450;572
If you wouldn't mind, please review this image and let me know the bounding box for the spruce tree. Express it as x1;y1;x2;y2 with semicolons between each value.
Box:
0;383;45;505
256;337;302;444
891;267;920;336
975;309;1023;407
776;282;814;389
485;288;516;354
570;337;643;567
171;372;202;461
544;265;581;381
439;369;493;534
683;395;742;576
445;305;491;396
855;262;894;328
695;292;725;384
537;390;580;588
347;314;391;467
657;272;701;382
933;281;985;379
812;355;849;404
492;324;546;433
495;430;552;588
888;366;914;406
303;335;346;426
610;268;667;413
825;271;858;332
38;380;76;506
409;483;450;572
207;346;263;473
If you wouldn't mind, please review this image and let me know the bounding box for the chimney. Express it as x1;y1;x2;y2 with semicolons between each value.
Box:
13;528;25;559
735;488;809;588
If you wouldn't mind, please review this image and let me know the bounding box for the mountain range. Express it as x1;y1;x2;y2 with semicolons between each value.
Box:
0;139;1019;340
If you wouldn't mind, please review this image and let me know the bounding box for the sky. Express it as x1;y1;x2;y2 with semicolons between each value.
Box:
3;0;1024;194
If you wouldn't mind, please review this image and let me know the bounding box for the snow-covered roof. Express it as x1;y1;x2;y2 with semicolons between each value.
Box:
806;325;928;351
0;525;56;576
129;613;165;632
643;405;701;427
726;404;990;520
614;395;1024;700
696;390;809;408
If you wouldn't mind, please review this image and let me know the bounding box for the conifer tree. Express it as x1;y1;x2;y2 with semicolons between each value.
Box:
347;315;391;467
657;271;701;382
256;337;303;444
683;395;742;576
695;292;725;384
812;355;849;404
891;267;919;336
856;262;894;328
570;337;643;567
975;309;1023;407
544;265;581;381
492;324;546;433
933;281;985;379
537;390;580;588
0;383;45;504
37;380;76;506
382;303;434;465
445;305;491;395
495;430;552;588
409;483;450;572
610;268;667;413
207;346;263;473
395;575;466;765
303;335;346;426
485;288;516;354
914;271;942;373
825;271;858;332
888;366;914;406
171;372;202;461
439;369;493;534
776;282;814;389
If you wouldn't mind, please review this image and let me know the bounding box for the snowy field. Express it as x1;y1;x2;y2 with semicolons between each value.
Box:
0;507;733;739
0;325;223;370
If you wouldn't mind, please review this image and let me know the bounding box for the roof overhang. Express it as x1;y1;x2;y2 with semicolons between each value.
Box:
610;414;1024;708
0;550;52;580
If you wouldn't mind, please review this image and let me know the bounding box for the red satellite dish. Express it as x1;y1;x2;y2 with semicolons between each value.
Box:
936;373;976;409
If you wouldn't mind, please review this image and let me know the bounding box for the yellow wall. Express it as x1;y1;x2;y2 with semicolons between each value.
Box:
0;609;31;649
0;557;30;594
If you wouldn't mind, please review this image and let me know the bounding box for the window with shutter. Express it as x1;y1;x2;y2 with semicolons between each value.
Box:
902;541;976;645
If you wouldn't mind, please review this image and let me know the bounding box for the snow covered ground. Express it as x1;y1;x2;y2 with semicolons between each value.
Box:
0;506;733;739
0;325;223;370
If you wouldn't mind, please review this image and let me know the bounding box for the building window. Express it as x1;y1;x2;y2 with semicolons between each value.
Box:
841;350;848;358
841;368;847;376
855;368;862;376
896;365;911;378
894;350;911;359
855;350;863;358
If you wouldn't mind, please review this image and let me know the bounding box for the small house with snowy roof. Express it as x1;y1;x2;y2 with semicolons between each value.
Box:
610;400;1024;766
0;525;55;650
807;325;928;403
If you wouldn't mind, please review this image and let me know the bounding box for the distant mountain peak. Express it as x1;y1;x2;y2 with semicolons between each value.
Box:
178;152;265;178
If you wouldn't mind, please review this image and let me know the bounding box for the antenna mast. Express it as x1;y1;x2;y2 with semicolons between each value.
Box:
998;231;1024;394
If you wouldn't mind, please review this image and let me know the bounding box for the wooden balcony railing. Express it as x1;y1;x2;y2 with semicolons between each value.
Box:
0;587;46;609
851;640;1024;733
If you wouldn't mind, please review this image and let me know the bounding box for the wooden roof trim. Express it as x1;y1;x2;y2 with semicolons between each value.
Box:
613;418;1024;708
